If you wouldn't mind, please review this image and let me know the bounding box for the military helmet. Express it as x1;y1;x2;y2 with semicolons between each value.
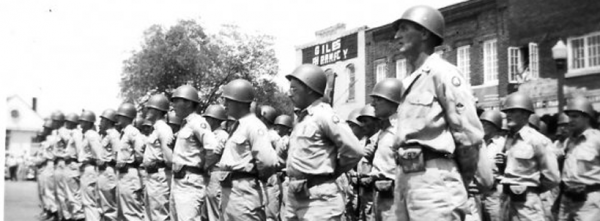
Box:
346;107;364;127
51;111;65;121
203;104;227;121
79;110;96;123
564;96;595;118
43;119;54;129
172;85;200;103
65;113;80;123
166;111;182;126
259;105;278;124
117;103;137;119
502;92;534;113
222;79;254;103
528;114;541;130
393;5;445;45
286;64;327;96
146;94;170;112
557;113;569;125
479;109;502;129
100;109;117;122
357;104;377;122
274;115;293;128
370;78;404;104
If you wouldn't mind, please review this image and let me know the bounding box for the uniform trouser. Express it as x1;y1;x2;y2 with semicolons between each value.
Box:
481;185;501;221
171;172;207;221
41;161;59;213
541;186;560;221
336;173;357;221
145;168;171;221
66;161;85;220
81;164;101;221
374;190;397;221
265;174;282;221
285;179;345;221
55;160;69;219
206;171;223;221
117;167;145;221
499;190;545;221
465;194;482;221
394;157;468;221
98;166;118;221
221;177;266;221
343;173;359;221
280;176;289;221
558;190;600;221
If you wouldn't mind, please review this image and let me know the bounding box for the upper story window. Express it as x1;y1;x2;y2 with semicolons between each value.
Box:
374;59;387;83
483;39;498;85
346;63;356;102
568;31;600;77
395;59;408;80
457;45;471;85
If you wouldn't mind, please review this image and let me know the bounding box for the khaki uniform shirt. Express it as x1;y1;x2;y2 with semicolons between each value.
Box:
287;99;363;177
173;113;218;170
562;128;600;186
116;124;144;164
396;54;483;153
66;128;83;160
501;126;560;191
218;114;278;178
486;135;506;180
54;127;70;158
143;120;173;164
80;130;101;163
99;128;120;163
368;120;397;180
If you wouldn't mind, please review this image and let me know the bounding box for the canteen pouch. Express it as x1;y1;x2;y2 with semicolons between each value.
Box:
288;179;309;199
564;184;587;202
504;185;528;202
374;180;394;193
359;176;374;187
398;146;426;173
217;171;233;188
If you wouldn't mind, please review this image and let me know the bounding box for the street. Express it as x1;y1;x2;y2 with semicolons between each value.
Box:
4;180;39;221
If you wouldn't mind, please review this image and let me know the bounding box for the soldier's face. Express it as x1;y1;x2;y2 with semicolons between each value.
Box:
52;120;64;129
273;125;291;137
65;121;78;130
172;98;189;118
371;96;397;119
505;109;529;130
567;111;590;133
394;21;424;56
79;121;92;131
288;79;310;109
481;121;498;137
359;116;379;135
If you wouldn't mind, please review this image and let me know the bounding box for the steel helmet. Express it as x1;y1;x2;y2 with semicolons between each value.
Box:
286;64;327;96
370;78;404;104
172;85;200;103
274;115;293;128
43;119;53;129
117;103;137;119
100;109;117;122
51;111;65;121
528;114;541;130
557;113;569;125
166;111;182;126
346;107;364;127
65;113;80;123
393;5;445;45
357;104;377;122
203;104;227;121
502;92;534;113
79;110;96;123
565;96;595;118
146;94;170;112
479;109;502;129
222;79;254;103
259;105;278;124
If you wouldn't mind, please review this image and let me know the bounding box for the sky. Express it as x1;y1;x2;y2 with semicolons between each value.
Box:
2;0;465;118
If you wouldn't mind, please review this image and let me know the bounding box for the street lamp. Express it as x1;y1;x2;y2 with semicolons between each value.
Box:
552;40;567;112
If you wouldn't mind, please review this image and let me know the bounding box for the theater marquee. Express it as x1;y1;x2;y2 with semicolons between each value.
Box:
302;33;358;66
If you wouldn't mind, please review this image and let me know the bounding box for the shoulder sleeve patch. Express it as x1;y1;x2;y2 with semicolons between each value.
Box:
332;115;340;124
452;76;461;87
200;122;208;130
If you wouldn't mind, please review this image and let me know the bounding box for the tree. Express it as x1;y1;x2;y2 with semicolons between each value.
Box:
120;19;293;115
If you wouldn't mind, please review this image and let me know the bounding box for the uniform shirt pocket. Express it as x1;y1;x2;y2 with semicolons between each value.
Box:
509;144;535;174
575;146;597;172
406;92;435;118
230;135;249;153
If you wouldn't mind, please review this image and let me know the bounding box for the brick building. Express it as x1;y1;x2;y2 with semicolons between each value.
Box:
364;0;600;115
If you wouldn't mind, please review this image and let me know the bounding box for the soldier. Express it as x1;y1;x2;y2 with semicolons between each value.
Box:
258;105;284;221
284;64;363;220
554;113;570;168
166;111;182;135
79;110;102;221
496;92;560;220
272;114;293;220
63;113;86;221
115;103;146;220
170;85;218;221
216;79;278;221
97;109;120;221
36;117;60;221
365;78;403;221
202;104;229;221
559;96;600;220
53;112;71;220
343;108;364;221
479;109;506;221
356;104;379;221
392;5;484;220
273;115;293;138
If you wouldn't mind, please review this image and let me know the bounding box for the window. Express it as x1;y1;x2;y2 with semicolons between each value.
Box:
568;32;600;72
529;43;539;79
508;47;522;83
346;64;356;102
483;39;498;84
395;59;408;79
375;59;387;83
457;45;471;85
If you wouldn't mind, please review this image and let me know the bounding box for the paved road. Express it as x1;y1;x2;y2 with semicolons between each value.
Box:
5;180;40;221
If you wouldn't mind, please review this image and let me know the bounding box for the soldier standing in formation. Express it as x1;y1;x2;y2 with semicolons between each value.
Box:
97;109;120;221
203;104;229;221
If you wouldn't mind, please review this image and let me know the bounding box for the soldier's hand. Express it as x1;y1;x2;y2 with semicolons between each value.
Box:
494;153;506;165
